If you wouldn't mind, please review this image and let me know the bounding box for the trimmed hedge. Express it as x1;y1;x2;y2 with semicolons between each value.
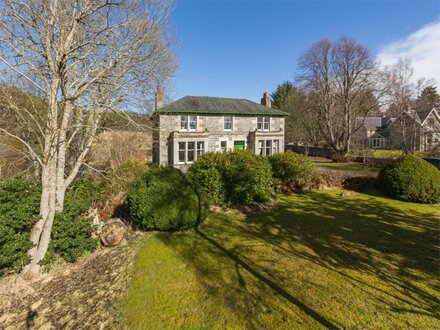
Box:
126;166;208;231
378;155;440;204
269;151;315;187
190;150;273;205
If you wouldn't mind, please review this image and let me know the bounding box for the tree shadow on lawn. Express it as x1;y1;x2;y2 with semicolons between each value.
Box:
241;191;440;318
158;190;440;327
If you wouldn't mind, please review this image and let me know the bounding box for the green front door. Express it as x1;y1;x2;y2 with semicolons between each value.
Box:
234;141;245;151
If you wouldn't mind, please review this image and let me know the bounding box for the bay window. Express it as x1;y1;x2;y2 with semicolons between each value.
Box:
187;142;195;162
257;139;280;156
197;141;205;157
258;140;264;155
177;141;205;163
273;140;279;154
178;142;186;163
265;140;272;156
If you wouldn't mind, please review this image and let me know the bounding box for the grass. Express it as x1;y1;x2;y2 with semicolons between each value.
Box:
315;161;380;174
123;189;440;329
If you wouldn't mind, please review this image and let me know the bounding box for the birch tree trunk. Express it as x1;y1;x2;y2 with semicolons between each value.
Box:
0;0;176;277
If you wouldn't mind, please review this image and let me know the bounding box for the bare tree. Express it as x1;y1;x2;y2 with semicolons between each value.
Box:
384;59;417;116
384;59;432;152
298;37;385;155
0;0;175;276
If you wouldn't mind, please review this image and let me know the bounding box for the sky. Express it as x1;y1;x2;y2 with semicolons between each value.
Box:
170;0;440;103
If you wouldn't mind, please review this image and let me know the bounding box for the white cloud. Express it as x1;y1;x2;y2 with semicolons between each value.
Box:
377;21;440;86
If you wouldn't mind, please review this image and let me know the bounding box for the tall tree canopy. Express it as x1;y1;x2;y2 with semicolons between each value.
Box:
297;37;384;154
416;86;440;111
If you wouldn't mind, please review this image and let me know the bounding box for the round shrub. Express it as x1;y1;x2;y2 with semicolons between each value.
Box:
191;150;273;205
125;167;208;231
189;152;227;205
224;150;273;205
378;155;440;204
269;151;315;187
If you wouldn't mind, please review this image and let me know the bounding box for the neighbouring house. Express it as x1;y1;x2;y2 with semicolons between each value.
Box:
352;116;393;149
152;92;288;170
352;108;440;152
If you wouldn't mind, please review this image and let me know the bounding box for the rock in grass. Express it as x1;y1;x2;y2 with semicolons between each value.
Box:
100;219;125;247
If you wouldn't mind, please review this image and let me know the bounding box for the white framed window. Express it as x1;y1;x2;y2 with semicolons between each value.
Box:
265;140;272;156
258;140;264;155
258;139;279;156
263;117;270;131
180;116;188;131
177;141;205;164
220;141;227;152
178;142;186;163
224;116;233;131
189;116;197;131
257;117;270;131
197;141;204;157
187;142;195;162
273;140;279;154
180;115;197;131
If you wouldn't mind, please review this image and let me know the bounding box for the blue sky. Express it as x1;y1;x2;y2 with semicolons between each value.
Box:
170;0;440;103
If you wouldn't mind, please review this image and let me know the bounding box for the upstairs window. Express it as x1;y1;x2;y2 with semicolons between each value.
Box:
189;116;197;131
257;117;270;131
180;116;188;131
224;116;233;131
180;115;197;131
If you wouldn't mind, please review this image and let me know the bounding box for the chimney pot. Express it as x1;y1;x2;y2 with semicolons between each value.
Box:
155;84;163;110
261;91;271;108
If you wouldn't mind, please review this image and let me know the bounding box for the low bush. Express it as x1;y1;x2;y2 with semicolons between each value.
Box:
190;150;273;205
378;155;440;203
269;151;315;187
0;177;101;275
225;151;273;204
0;177;40;275
43;178;101;265
188;153;227;205
126;166;207;231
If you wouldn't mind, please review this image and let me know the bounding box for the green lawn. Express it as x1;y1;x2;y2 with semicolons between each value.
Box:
316;161;380;174
123;190;440;329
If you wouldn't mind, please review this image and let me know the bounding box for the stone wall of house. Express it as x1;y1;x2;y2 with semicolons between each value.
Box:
351;125;369;149
386;117;422;152
154;114;285;166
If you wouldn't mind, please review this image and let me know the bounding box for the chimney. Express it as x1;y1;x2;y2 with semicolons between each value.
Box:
261;91;271;108
155;84;163;110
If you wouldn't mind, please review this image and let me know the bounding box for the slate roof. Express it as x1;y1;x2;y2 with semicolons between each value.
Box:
157;96;289;117
356;116;393;130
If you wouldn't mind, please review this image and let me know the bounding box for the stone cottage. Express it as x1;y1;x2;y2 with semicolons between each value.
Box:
351;108;440;152
152;92;288;170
